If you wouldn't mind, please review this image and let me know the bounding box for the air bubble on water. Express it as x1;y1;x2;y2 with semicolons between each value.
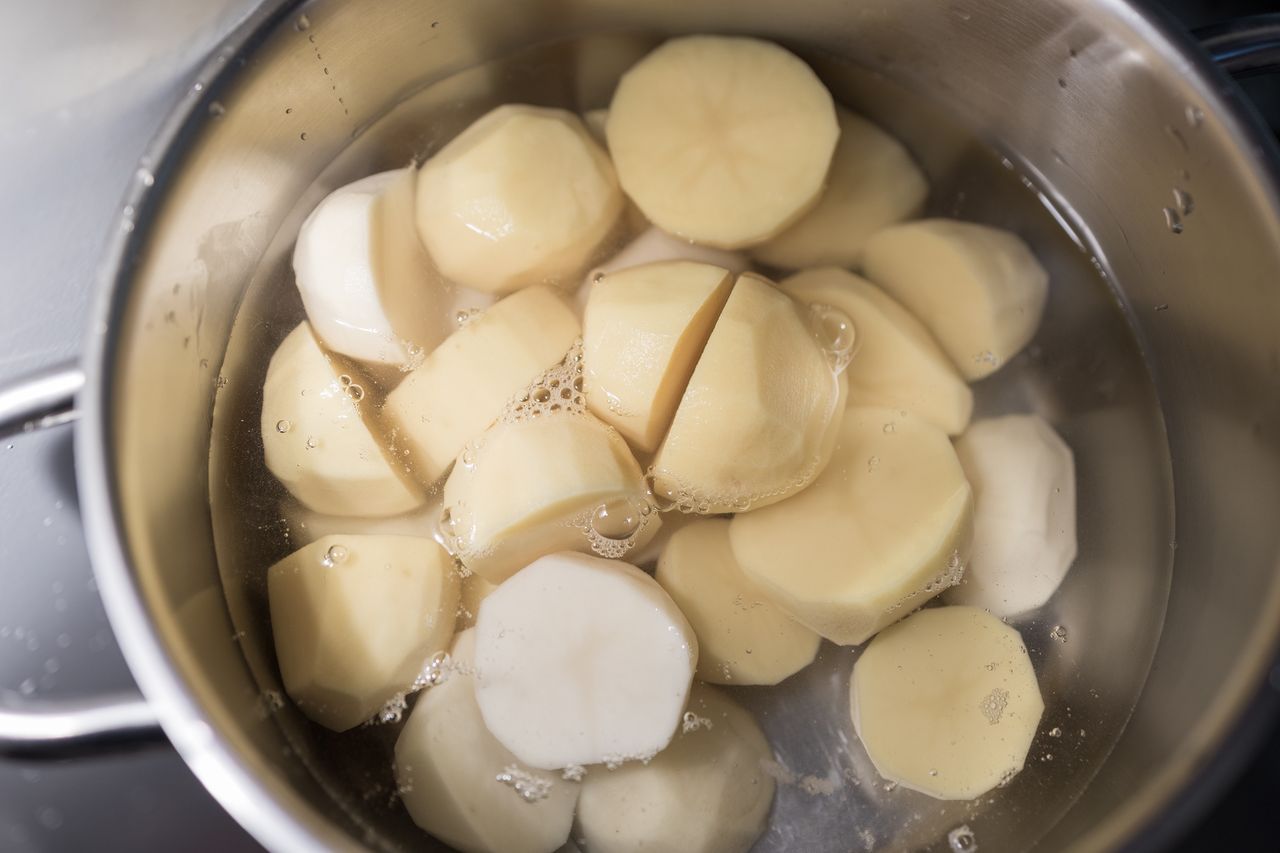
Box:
645;473;680;511
590;498;645;542
214;375;229;390
345;384;364;401
682;711;713;733
295;14;311;31
136;167;155;187
592;270;607;284
300;132;309;141
375;693;407;724
321;544;348;567
979;687;1009;724
973;350;998;367
882;422;896;434
275;419;291;434
1050;624;1069;643
1162;207;1184;234
305;436;318;449
867;455;880;472
561;765;586;782
807;303;857;373
883;780;899;792
455;308;481;327
948;824;978;852
496;765;553;802
1172;187;1194;216
413;650;451;689
573;376;584;392
1049;726;1062;738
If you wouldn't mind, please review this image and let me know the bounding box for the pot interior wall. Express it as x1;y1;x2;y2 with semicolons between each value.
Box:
105;0;1280;851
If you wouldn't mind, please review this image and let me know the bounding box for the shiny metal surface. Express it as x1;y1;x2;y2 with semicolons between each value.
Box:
18;0;1280;850
0;694;160;756
0;363;83;440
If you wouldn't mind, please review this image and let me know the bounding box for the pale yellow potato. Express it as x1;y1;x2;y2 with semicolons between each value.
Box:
262;323;423;518
780;267;972;435
607;36;839;248
440;411;655;583
577;684;775;853
656;519;819;685
582;108;609;148
382;285;581;487
395;630;578;853
651;274;846;513
281;501;435;547
455;573;498;630
851;606;1044;800
416;104;622;294
267;534;459;731
729;407;972;645
584;261;735;451
861;219;1049;380
753;107;927;270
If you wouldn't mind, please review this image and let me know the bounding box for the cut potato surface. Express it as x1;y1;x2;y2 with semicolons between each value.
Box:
730;407;972;646
861;219;1049;380
851;606;1044;800
293;169;446;368
606;36;839;249
262;323;423;518
584;260;735;451
382;285;580;487
652;273;846;513
780;267;972;435
577;684;775;853
416;104;622;294
395;630;578;853
267;534;459;731
656;519;820;685
945;415;1077;617
474;552;697;770
440;408;656;583
754;107;927;270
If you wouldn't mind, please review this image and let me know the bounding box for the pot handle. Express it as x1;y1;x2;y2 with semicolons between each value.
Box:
1196;14;1280;78
0;363;165;756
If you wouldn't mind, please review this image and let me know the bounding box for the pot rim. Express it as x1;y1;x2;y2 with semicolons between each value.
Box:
73;1;1280;851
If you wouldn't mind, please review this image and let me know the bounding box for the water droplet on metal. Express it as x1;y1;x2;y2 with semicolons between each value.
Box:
1162;207;1184;234
948;825;978;852
136;167;155;187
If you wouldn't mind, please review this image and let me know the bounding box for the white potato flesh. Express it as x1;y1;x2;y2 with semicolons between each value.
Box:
656;519;820;685
945;415;1077;617
584;260;735;451
729;407;973;646
651;273;846;513
474;552;697;770
860;219;1049;380
606;36;839;249
262;323;423;518
293;169;449;368
626;508;698;569
780;267;973;435
753;107;928;269
416;104;622;294
851;606;1044;800
382;285;581;487
267;534;459;731
440;410;656;583
577;684;775;853
395;629;578;853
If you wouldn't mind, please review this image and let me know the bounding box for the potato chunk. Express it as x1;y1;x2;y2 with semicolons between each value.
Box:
860;219;1049;380
267;534;458;731
730;407;972;645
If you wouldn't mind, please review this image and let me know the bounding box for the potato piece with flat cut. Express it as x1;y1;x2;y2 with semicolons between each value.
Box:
267;534;458;731
651;273;846;514
730;407;972;646
861;219;1049;380
577;685;775;853
584;261;735;451
780;267;972;435
851;606;1044;800
753;107;927;270
382;285;580;487
395;629;578;853
416;105;622;294
657;519;820;686
262;323;423;518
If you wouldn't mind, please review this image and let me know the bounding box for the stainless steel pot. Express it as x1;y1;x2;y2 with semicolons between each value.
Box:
2;1;1280;850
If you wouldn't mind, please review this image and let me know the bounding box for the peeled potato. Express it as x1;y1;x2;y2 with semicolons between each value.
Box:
945;415;1077;617
651;273;846;513
416;104;622;294
281;501;435;547
582;108;609;148
780;267;972;435
861;219;1049;380
455;573;499;630
382;285;580;487
851;606;1044;800
606;36;839;248
656;519;820;685
440;409;656;583
267;534;459;731
753;108;927;269
584;261;735;451
577;684;775;853
262;323;423;518
293;169;447;368
730;407;972;645
395;629;578;853
474;552;697;770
